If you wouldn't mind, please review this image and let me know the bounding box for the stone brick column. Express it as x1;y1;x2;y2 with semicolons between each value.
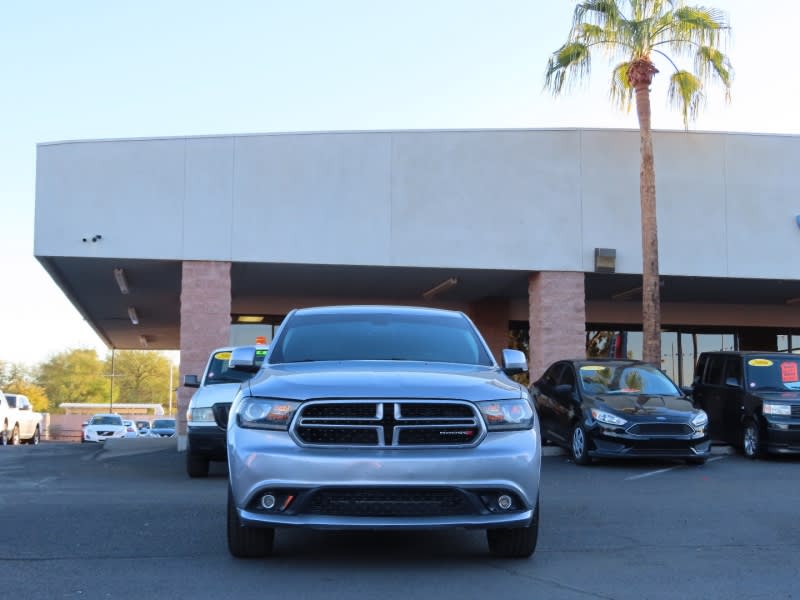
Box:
467;298;510;364
528;272;586;381
177;261;232;450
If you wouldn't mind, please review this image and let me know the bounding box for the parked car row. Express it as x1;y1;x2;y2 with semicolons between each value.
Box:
532;350;800;466
81;415;176;442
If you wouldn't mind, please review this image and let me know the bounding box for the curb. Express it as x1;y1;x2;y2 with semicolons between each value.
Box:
97;437;178;460
541;444;735;457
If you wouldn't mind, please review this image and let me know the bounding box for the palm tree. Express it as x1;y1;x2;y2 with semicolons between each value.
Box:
544;1;732;365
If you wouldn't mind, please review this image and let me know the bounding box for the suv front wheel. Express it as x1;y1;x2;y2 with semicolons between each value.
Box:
227;487;275;558
486;496;539;558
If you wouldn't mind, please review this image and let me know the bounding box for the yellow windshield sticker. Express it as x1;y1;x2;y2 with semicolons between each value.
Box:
214;351;232;360
580;365;606;371
748;359;773;367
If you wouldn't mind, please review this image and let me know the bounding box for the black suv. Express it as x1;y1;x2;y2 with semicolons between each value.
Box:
691;351;800;458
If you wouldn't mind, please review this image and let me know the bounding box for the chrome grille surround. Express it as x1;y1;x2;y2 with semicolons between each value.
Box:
626;422;694;437
290;399;486;448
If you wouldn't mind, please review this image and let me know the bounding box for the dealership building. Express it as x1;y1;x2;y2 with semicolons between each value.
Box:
34;128;800;442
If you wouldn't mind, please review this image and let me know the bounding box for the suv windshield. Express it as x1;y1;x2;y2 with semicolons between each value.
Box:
745;356;800;391
269;311;493;365
205;348;268;384
152;419;176;429
578;363;680;396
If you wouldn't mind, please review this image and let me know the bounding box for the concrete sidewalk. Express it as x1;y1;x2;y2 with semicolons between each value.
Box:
98;437;178;460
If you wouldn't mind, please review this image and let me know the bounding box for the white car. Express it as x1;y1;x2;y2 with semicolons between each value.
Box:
122;420;139;438
183;345;268;477
83;414;127;443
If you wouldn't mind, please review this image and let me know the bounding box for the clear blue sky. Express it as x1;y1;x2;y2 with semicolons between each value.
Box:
1;0;797;365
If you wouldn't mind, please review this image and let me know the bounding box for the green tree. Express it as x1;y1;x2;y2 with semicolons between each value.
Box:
106;350;175;407
0;362;50;411
38;349;107;412
545;1;732;364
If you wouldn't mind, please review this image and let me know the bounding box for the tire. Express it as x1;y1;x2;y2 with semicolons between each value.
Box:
570;422;592;466
487;495;540;558
26;426;40;445
742;421;766;459
227;486;274;558
186;453;210;478
10;425;20;446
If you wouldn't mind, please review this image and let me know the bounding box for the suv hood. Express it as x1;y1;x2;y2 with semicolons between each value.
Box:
597;394;697;418
243;361;523;401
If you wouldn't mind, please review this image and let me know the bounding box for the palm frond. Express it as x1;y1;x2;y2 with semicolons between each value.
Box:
695;45;733;99
544;42;592;95
672;6;728;46
668;70;704;128
573;0;622;30
609;62;634;112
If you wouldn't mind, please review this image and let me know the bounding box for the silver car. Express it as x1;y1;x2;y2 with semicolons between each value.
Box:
222;305;541;558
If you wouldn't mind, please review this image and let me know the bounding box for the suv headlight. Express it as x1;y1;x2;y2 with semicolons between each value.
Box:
763;403;791;416
591;408;627;426
691;410;709;428
477;399;535;431
237;398;300;430
190;407;216;422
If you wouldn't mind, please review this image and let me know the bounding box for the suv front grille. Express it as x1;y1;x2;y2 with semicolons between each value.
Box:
292;400;483;447
307;488;469;516
791;405;800;418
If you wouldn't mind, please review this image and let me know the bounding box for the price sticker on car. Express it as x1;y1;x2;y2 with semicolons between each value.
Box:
780;361;799;383
748;359;773;367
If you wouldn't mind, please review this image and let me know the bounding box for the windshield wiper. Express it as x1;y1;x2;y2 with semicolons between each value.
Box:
208;376;244;384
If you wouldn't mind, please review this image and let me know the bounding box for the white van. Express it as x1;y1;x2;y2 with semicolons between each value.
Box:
183;345;267;477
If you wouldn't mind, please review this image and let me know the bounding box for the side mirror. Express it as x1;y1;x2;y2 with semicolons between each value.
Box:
183;374;200;388
212;402;232;429
724;377;741;388
501;349;528;376
229;346;260;372
680;386;693;397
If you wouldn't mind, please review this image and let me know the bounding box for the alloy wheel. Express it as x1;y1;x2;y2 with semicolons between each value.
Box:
572;427;585;459
743;423;758;458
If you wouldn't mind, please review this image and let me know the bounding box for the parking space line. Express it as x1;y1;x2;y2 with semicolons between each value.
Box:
625;455;727;481
625;466;678;480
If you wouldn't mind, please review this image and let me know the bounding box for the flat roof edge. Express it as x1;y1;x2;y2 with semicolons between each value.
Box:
36;127;800;148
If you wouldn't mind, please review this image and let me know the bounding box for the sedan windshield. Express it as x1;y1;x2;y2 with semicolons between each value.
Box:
269;311;493;365
91;416;123;426
578;363;680;396
745;356;800;391
152;419;175;429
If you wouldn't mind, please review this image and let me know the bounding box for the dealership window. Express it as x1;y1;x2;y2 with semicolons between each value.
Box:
229;315;284;347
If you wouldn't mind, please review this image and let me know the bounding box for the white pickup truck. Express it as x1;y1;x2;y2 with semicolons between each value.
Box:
0;392;43;445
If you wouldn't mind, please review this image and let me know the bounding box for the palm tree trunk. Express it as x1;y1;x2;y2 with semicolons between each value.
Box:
634;82;661;366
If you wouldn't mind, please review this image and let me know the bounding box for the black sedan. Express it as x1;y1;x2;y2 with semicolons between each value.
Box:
531;359;711;465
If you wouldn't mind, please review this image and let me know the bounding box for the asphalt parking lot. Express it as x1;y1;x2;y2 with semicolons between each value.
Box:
0;441;798;600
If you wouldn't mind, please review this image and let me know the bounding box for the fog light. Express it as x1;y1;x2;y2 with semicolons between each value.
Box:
261;494;277;510
497;494;513;510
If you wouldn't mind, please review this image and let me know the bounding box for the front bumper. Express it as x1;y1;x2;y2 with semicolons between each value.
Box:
228;427;541;531
764;417;800;454
188;425;227;460
586;422;711;459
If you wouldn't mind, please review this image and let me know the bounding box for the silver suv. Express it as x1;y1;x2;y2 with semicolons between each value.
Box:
221;305;542;558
